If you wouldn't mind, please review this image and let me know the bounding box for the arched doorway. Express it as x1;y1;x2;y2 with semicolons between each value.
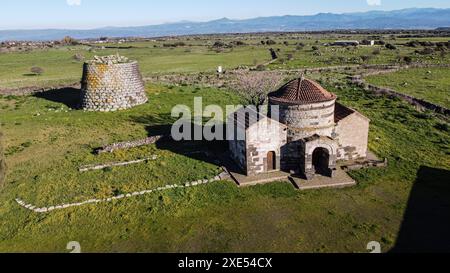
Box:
267;151;276;171
312;148;330;176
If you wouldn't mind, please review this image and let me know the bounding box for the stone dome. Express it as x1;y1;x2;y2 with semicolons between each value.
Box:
269;77;337;141
269;78;336;105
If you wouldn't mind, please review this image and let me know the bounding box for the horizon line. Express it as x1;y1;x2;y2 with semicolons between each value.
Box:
0;6;447;32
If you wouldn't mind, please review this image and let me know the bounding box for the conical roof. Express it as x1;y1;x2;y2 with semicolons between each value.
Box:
269;77;337;105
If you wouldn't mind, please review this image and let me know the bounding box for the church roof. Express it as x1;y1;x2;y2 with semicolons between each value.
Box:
228;107;286;131
334;102;371;123
269;78;337;105
334;103;355;123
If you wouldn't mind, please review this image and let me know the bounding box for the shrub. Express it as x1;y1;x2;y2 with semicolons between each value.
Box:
402;56;413;64
372;48;381;55
255;64;266;71
312;45;320;51
163;42;186;48
360;55;372;62
266;40;277;45
385;43;397;50
73;53;85;61
233;41;246;46
435;123;449;132
30;67;44;76
213;41;226;48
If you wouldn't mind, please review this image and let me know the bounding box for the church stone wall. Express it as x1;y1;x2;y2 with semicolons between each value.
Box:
335;113;370;160
245;119;287;176
271;99;336;141
229;140;246;172
81;61;148;112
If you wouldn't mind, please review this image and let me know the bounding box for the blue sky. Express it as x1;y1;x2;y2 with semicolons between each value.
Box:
1;0;450;30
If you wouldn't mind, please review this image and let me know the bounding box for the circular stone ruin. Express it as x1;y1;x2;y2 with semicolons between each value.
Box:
81;55;148;112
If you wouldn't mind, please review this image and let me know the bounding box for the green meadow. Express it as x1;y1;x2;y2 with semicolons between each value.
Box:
0;79;448;252
366;67;450;108
0;33;449;252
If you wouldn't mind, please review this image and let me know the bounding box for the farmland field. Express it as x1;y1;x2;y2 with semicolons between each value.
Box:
366;67;450;108
0;32;449;253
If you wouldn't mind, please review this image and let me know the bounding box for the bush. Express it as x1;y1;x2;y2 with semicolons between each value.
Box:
233;41;246;46
213;41;226;48
360;55;372;62
312;45;320;51
266;40;277;45
163;42;186;48
385;43;397;50
435;123;449;132
30;67;44;76
372;48;381;55
416;47;435;55
402;56;413;64
255;64;266;71
73;53;85;61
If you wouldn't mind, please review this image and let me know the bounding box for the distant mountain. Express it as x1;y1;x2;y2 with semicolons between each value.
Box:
1;8;450;41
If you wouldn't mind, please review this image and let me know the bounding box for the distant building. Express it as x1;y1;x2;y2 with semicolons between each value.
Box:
229;77;370;180
361;40;376;46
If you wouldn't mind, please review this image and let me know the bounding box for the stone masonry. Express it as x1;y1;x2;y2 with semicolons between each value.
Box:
229;77;370;181
81;59;148;112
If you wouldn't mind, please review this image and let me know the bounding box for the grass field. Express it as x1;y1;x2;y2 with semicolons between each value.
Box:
1;34;449;89
366;67;450;108
0;45;271;89
0;78;449;252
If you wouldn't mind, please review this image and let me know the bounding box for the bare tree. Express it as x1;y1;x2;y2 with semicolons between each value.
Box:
61;36;78;46
232;71;284;112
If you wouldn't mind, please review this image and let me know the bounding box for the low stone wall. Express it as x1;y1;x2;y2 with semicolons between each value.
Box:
350;75;450;116
81;61;148;112
96;135;166;154
341;158;388;171
15;172;229;213
0;82;80;96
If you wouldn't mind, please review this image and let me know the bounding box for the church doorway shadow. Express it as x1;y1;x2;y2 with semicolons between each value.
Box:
312;147;332;177
392;166;450;253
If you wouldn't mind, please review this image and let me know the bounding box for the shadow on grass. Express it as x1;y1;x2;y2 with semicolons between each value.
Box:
392;166;450;253
34;87;82;109
130;114;230;168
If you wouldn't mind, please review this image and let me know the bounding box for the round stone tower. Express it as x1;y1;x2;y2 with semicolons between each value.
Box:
81;56;148;112
268;77;338;174
268;77;337;142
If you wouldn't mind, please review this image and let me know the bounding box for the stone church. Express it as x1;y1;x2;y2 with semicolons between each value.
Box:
228;77;370;180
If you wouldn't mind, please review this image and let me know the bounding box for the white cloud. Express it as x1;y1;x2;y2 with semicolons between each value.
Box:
67;0;82;6
367;0;381;6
